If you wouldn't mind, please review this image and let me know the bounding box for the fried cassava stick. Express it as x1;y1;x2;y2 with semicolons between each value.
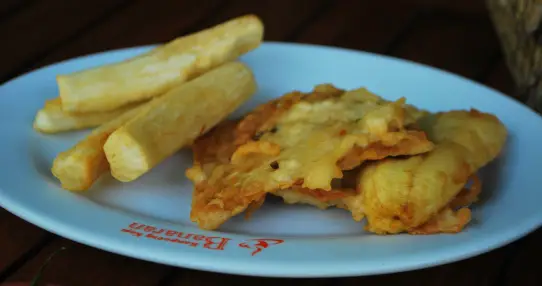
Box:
33;98;144;133
104;61;257;182
51;103;150;191
57;14;263;113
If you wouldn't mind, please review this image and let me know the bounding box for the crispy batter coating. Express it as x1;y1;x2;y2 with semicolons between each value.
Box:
186;120;267;229
186;84;435;230
274;109;507;235
359;109;507;234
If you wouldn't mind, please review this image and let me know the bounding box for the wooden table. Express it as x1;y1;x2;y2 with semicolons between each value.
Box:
0;0;540;285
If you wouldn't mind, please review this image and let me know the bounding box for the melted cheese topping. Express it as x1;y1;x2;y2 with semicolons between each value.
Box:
231;87;407;191
186;84;438;231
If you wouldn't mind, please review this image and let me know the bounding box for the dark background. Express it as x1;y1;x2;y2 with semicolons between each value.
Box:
0;0;540;285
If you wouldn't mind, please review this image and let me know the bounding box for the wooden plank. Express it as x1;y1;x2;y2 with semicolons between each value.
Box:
483;60;522;101
0;209;49;272
0;0;131;82
0;0;25;14
183;0;331;41
390;11;502;79
164;270;331;286
4;238;171;286
292;0;365;46
338;247;510;286
394;0;487;14
25;0;329;77
0;0;33;19
501;227;542;286
295;1;417;53
32;0;224;69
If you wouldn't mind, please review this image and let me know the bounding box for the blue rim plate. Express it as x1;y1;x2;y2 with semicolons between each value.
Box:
0;42;540;278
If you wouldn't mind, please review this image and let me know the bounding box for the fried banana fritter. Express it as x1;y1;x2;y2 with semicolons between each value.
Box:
359;109;507;234
274;109;507;235
186;84;435;230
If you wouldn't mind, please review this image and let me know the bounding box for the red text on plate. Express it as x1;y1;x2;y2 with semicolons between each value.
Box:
121;222;285;255
121;222;231;250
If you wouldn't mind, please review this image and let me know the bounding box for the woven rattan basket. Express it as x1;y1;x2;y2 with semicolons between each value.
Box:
487;0;542;112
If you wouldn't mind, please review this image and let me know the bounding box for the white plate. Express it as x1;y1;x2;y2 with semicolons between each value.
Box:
0;42;541;278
